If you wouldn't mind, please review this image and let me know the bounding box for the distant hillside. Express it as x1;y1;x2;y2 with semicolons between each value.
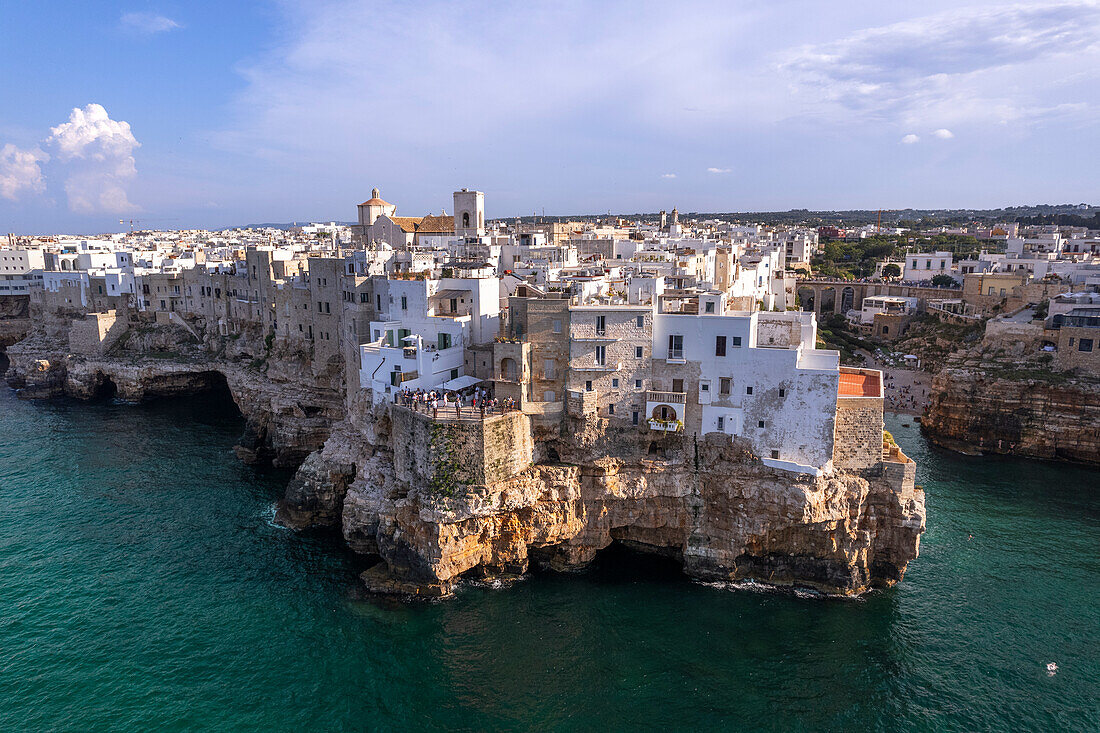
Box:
493;203;1096;228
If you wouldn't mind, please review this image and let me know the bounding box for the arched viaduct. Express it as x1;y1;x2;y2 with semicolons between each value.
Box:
793;280;962;317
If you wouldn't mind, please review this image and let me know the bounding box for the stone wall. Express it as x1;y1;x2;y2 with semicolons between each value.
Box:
390;405;533;489
68;311;128;355
832;396;884;471
1055;327;1100;374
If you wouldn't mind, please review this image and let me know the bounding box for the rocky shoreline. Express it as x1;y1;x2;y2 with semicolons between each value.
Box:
6;319;924;598
923;367;1100;464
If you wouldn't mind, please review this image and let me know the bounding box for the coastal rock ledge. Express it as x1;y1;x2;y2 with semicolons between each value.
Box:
281;395;925;597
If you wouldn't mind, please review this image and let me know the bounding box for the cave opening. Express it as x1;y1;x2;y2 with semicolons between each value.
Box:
530;539;688;585
91;373;118;400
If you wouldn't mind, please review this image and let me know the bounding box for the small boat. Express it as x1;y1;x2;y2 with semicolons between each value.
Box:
1046;662;1058;676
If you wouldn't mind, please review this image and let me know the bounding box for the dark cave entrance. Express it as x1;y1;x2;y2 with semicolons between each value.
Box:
91;373;118;400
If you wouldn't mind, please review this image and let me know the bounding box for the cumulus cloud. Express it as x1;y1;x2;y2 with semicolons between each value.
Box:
901;134;920;144
932;128;955;139
706;167;732;173
120;12;182;34
781;2;1100;128
0;144;48;200
46;104;140;213
660;173;677;179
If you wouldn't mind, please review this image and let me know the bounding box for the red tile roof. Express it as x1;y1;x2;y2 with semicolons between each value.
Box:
838;370;880;397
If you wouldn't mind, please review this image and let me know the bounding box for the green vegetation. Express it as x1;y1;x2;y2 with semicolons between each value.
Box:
428;423;468;498
816;314;874;365
810;234;1001;279
931;274;959;288
881;263;901;278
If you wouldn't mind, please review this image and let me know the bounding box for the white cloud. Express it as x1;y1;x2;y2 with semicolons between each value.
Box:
661;173;677;179
47;104;140;213
901;134;920;144
781;2;1100;128
120;12;182;34
932;128;955;139
0;144;48;200
706;167;732;173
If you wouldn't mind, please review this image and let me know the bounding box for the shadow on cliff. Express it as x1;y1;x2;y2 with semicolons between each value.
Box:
533;541;690;586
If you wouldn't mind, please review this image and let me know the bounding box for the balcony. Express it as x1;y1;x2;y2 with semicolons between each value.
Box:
648;417;683;432
646;390;686;404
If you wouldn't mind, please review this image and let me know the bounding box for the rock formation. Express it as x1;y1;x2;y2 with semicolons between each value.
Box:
4;317;343;468
924;368;1100;464
279;395;925;598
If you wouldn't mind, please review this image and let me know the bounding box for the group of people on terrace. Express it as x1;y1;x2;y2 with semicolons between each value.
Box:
395;386;517;420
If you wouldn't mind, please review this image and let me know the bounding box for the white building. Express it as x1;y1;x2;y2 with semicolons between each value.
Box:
903;251;953;281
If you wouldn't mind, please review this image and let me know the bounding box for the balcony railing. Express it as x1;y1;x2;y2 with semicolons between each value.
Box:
648;417;683;432
646;390;686;404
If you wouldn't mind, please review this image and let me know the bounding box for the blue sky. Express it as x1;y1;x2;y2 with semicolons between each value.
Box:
1;1;1098;233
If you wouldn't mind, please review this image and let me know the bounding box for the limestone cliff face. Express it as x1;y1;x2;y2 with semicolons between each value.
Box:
282;398;925;597
4;320;343;468
924;368;1100;464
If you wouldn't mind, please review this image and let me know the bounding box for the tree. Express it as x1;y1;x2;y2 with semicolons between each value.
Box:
931;274;959;288
882;263;901;279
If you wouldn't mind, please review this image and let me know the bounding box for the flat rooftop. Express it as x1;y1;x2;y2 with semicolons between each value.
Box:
838;368;882;398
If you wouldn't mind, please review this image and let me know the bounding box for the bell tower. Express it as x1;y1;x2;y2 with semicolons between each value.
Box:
453;188;485;237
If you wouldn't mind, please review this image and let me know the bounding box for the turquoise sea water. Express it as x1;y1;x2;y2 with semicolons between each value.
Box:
1;371;1098;731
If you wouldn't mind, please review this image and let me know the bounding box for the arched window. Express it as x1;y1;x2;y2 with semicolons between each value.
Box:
501;357;518;381
462;212;470;228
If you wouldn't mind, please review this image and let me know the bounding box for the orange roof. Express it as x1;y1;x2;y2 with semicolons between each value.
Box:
838;370;880;397
388;216;422;233
359;197;392;207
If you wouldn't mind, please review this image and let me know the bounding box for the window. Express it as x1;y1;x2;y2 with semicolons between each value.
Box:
882;325;889;334
552;319;562;334
1080;338;1094;352
595;345;606;366
758;420;765;428
719;377;731;395
318;302;323;312
668;334;683;359
700;382;709;392
544;359;556;379
636;315;644;327
325;302;331;314
778;388;786;398
771;450;780;459
596;315;606;335
746;386;753;395
608;404;615;415
705;301;715;313
632;411;639;425
635;379;643;389
715;335;726;356
732;336;742;347
672;378;684;393
635;346;644;358
612;378;619;388
401;296;407;310
717;416;724;431
585;380;593;391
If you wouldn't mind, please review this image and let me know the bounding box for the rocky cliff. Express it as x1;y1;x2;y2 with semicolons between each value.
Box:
280;396;925;597
924;368;1100;464
4;317;344;468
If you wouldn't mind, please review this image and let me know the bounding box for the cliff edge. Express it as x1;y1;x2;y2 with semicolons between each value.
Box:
281;396;925;597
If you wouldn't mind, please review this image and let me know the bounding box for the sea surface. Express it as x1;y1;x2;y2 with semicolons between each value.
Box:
1;368;1097;731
